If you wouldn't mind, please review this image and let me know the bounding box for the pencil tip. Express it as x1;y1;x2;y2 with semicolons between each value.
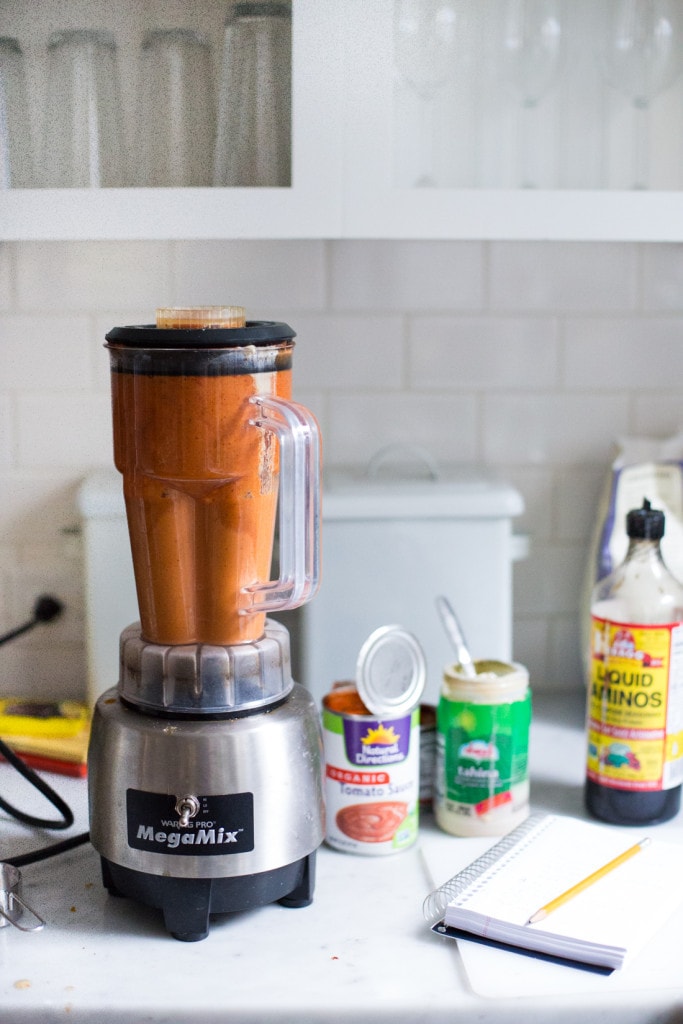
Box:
526;910;546;925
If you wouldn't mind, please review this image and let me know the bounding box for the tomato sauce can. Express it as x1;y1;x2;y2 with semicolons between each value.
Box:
322;626;426;856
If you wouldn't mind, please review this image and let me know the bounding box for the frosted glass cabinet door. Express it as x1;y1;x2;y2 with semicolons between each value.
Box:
0;0;344;240
340;0;683;242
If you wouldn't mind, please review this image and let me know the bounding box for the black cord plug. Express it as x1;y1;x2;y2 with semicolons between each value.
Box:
0;594;64;647
32;595;64;624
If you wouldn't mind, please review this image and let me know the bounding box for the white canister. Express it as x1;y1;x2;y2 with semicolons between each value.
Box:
434;660;531;837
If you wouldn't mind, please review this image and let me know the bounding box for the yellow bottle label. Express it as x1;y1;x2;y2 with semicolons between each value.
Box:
587;616;683;791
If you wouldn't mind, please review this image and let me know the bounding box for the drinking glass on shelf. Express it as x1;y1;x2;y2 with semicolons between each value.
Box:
138;29;214;187
394;0;465;187
0;37;34;188
495;0;566;188
42;30;126;188
598;0;683;189
213;2;291;187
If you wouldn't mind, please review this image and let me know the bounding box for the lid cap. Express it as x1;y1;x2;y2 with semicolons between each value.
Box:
356;625;426;717
627;497;665;541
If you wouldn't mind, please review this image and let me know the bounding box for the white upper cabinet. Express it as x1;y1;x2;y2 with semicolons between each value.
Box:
342;0;683;240
2;0;683;241
0;0;344;239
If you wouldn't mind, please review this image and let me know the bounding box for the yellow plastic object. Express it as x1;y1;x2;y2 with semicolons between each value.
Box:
0;699;89;738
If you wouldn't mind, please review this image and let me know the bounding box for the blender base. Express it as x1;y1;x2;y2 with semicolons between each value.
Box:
100;852;316;942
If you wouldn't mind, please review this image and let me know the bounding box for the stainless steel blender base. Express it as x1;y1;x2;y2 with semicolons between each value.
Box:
100;851;316;942
88;668;325;939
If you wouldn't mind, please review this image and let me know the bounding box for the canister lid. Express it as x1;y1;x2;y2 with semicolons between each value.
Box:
356;625;426;717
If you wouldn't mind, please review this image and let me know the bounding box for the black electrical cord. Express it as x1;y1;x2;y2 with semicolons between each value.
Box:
0;736;74;830
6;831;91;868
0;738;91;865
0;595;90;865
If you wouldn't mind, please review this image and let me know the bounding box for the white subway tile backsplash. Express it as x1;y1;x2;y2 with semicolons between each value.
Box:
632;394;683;438
15;242;173;312
0;245;11;310
327;393;478;466
514;542;586;617
554;466;607;542
2;237;683;698
483;393;630;465
563;316;683;389
490;242;638;312
511;616;548;688
1;314;91;389
495;466;554;540
642;244;683;311
330;241;485;312
0;551;12;633
0;474;82;542
0;396;14;468
548;614;586;691
409;316;559;389
0;642;86;701
285;314;404;390
172;241;327;313
17;392;111;469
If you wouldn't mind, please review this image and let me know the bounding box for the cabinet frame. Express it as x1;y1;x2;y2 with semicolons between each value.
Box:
2;0;683;242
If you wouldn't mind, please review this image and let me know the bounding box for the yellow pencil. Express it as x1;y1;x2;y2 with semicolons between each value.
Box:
525;837;651;926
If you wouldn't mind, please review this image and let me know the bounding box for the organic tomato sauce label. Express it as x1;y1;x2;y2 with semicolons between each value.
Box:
587;616;683;792
322;705;419;855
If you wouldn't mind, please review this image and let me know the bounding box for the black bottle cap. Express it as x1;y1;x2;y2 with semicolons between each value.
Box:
627;498;665;540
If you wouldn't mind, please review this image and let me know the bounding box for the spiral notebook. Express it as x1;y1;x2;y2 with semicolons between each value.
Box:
424;813;683;971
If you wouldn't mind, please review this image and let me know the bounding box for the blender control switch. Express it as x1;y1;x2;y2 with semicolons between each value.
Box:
175;795;200;828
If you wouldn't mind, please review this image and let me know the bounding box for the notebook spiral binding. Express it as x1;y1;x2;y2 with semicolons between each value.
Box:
422;813;550;922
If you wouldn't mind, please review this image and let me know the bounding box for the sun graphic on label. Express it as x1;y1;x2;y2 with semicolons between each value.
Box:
361;723;401;745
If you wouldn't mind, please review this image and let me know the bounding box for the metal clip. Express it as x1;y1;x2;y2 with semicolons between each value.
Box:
0;864;45;932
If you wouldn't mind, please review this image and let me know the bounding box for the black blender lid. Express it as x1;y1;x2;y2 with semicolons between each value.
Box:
105;320;296;348
627;498;665;540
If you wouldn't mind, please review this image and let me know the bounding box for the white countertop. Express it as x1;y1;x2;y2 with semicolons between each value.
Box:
1;691;683;1023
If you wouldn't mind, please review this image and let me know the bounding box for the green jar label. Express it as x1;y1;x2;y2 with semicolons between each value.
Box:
437;694;531;810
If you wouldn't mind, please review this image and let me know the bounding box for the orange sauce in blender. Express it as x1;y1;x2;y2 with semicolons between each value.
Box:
110;308;291;646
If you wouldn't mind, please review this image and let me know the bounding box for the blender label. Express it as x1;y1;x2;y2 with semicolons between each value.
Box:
126;789;254;855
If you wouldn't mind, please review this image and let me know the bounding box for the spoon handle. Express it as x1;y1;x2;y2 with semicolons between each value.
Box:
436;595;477;677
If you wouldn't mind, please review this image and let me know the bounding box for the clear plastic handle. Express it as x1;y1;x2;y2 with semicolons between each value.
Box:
243;395;321;613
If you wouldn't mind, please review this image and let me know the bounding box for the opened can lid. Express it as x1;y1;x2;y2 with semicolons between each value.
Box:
356;625;426;717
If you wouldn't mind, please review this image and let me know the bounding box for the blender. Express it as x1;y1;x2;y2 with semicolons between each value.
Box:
87;306;324;941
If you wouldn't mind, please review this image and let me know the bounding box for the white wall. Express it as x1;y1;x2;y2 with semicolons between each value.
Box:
1;237;683;700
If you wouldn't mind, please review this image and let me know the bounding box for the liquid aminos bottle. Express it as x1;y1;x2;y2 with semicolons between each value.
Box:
586;498;683;825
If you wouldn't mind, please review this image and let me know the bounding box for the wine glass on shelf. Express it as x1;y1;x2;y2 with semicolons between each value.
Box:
495;0;566;188
598;0;683;190
393;0;464;187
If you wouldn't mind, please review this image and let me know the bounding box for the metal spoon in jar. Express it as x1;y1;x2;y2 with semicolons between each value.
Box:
435;595;477;679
